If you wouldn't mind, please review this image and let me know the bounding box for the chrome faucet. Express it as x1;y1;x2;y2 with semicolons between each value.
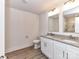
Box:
68;35;75;40
68;35;79;41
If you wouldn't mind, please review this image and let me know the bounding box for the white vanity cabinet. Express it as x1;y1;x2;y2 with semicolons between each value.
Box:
40;37;54;59
40;37;79;59
54;41;79;59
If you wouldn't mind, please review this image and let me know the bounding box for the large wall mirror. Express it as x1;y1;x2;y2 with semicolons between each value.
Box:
64;14;79;33
48;0;79;33
48;8;59;32
63;0;79;33
48;15;59;32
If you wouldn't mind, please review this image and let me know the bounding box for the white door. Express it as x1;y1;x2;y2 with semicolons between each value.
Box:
0;0;5;57
54;41;66;59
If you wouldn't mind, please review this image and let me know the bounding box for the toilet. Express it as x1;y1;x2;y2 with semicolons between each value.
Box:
33;40;40;49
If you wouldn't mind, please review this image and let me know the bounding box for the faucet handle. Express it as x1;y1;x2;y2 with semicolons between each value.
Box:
74;37;79;41
68;35;75;40
68;35;79;40
68;35;73;39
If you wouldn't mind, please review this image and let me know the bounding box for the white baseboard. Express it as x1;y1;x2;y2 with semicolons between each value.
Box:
5;44;33;53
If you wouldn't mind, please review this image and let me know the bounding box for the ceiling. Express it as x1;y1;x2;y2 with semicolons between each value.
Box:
6;0;68;14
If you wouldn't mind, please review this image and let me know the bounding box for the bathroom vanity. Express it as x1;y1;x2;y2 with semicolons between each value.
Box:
44;1;79;59
40;36;79;59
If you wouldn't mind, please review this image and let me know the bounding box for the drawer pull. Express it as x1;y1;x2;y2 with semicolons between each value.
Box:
67;53;68;59
63;51;65;58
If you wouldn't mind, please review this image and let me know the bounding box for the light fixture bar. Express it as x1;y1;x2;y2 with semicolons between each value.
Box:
64;0;75;5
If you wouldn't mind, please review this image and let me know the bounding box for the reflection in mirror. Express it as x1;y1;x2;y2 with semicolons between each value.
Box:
48;15;59;32
63;0;79;33
64;13;79;33
48;7;60;32
64;14;75;32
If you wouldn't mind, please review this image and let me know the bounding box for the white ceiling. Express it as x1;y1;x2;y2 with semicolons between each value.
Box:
6;0;68;14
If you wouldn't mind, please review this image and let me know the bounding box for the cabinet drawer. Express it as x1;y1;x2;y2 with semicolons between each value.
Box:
54;41;67;50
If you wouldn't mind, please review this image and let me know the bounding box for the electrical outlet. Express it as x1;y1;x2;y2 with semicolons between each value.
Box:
25;35;29;38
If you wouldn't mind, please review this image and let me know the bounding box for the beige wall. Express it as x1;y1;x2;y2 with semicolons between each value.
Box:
5;7;39;53
39;12;48;35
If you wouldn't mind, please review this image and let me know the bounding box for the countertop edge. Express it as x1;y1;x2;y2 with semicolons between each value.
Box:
40;36;79;48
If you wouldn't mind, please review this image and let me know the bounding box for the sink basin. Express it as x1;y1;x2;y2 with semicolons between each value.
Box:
63;40;77;44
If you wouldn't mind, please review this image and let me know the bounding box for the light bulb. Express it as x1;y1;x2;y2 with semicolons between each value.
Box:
23;0;29;3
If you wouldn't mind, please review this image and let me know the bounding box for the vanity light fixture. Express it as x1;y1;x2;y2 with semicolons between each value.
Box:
69;0;75;2
23;0;29;3
51;8;56;11
64;0;75;4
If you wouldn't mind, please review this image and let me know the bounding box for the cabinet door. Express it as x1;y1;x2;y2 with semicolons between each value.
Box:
67;45;79;59
54;41;66;59
40;37;46;55
67;51;79;59
40;37;54;59
45;38;54;59
41;37;49;56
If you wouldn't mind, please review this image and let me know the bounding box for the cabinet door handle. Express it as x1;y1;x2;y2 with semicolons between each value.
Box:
63;51;65;58
66;53;68;59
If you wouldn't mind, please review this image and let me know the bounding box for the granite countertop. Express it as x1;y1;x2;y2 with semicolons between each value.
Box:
41;35;79;48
